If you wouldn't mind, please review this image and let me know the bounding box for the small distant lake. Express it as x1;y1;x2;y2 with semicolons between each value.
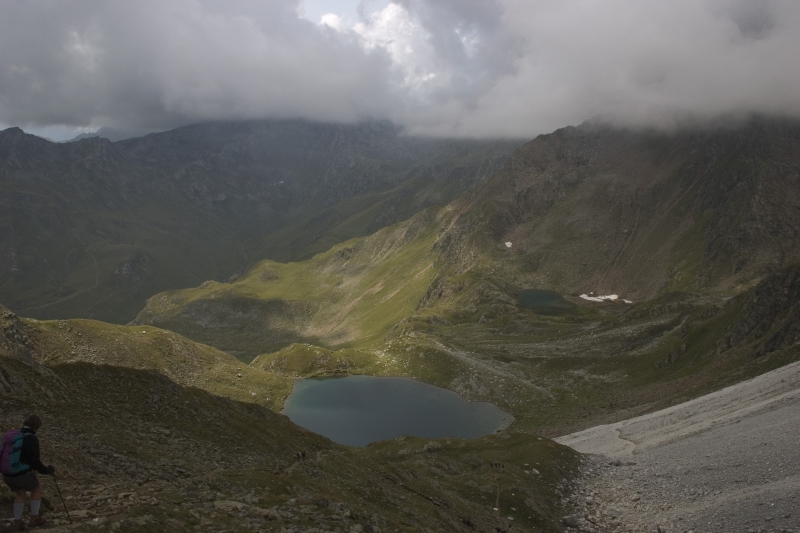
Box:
518;289;576;315
282;375;513;447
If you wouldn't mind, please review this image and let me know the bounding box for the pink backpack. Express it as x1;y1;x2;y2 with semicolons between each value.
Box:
0;430;27;476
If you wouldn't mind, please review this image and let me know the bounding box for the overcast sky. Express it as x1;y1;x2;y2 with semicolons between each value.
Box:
2;0;799;140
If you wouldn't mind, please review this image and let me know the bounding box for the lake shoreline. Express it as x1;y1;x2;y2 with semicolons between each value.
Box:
282;374;514;447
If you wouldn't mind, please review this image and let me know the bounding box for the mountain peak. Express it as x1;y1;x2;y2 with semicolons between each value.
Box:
0;126;26;139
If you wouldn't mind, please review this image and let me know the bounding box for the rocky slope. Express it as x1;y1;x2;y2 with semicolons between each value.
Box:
1;304;580;532
0;120;520;323
556;360;800;533
721;263;800;357
432;116;800;302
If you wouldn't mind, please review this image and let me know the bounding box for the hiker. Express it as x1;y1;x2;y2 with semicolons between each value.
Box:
1;415;56;530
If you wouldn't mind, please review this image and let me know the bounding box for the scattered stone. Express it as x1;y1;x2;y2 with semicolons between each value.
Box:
561;515;580;528
213;500;247;512
422;441;442;452
315;498;329;508
462;454;483;468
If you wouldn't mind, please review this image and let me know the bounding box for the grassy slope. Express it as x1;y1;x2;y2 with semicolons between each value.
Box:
0;305;580;532
136;204;800;440
136;208;445;359
28;317;293;411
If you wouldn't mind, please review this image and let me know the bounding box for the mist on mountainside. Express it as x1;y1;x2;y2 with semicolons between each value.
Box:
66;126;158;142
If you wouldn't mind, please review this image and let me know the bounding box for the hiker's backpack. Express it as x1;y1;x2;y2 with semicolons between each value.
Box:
0;430;28;476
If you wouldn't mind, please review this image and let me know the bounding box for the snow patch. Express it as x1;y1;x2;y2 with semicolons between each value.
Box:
579;293;631;303
504;242;513;248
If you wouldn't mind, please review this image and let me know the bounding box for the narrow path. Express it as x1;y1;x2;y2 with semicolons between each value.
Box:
555;361;800;533
430;338;552;396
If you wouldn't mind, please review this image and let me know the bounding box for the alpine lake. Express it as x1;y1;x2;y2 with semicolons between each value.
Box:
282;375;513;447
517;289;576;315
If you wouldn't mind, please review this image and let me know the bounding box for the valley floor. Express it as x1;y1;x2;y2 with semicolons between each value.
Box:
556;361;800;533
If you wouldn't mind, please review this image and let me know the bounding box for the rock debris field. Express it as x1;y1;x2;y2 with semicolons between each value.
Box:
555;360;800;533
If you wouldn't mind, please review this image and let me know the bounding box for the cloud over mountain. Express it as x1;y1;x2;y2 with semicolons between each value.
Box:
2;0;799;138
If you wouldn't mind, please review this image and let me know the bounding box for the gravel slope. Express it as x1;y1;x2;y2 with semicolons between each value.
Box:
555;361;800;533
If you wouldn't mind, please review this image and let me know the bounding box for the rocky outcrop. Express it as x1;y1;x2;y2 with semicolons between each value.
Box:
0;305;32;360
722;263;800;356
0;305;61;398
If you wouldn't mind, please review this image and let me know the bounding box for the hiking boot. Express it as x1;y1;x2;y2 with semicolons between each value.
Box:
10;520;26;531
27;516;46;528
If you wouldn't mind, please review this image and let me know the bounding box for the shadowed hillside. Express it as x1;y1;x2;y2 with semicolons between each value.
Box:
0;120;520;323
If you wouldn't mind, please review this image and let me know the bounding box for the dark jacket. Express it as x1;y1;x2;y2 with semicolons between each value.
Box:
10;427;54;477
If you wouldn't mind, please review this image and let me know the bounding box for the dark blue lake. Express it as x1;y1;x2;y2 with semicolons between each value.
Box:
517;289;576;315
282;375;513;447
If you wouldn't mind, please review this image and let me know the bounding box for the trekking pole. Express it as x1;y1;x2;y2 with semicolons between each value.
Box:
52;475;72;524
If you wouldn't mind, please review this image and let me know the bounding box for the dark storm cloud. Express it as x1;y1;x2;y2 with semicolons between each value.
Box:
1;0;799;138
0;0;398;130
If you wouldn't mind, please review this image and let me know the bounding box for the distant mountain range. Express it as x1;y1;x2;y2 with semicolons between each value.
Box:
0;119;521;323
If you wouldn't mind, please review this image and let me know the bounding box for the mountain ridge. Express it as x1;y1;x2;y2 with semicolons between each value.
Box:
433;116;800;301
0;120;521;323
